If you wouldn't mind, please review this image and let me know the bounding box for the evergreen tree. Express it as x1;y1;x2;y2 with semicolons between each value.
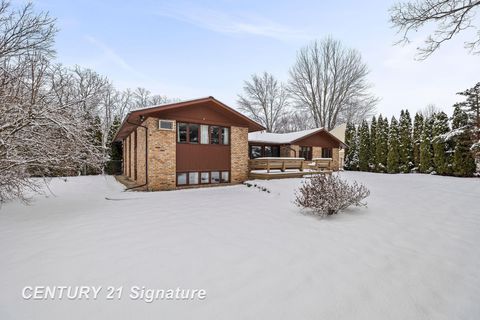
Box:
107;115;122;160
398;109;413;172
344;122;359;170
452;104;469;129
387;116;400;173
419;116;434;173
452;128;476;177
412;112;424;170
358;120;371;171
105;116;123;174
370;116;377;171
432;112;451;175
450;105;476;176
457;82;480;141
375;115;389;172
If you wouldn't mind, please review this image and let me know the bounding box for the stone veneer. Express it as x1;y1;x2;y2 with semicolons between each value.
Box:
230;126;249;183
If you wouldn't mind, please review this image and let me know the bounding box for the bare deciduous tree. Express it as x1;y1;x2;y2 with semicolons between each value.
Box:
337;96;377;125
237;72;289;132
133;87;151;109
420;103;442;118
289;38;377;131
0;2;104;202
275;110;315;133
0;0;56;58
390;0;480;59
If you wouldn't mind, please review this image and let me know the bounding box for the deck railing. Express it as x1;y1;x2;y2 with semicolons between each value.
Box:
249;157;305;173
249;157;334;173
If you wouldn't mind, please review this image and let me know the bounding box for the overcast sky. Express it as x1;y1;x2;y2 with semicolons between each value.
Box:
33;0;480;119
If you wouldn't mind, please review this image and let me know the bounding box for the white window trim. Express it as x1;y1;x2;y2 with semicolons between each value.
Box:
158;119;175;131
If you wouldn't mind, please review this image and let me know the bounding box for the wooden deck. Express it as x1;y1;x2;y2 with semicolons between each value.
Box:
249;170;332;180
248;157;334;179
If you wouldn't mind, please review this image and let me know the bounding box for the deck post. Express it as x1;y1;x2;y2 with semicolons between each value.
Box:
281;161;286;172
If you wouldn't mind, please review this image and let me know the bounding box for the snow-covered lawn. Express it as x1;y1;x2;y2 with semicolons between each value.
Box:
1;172;479;319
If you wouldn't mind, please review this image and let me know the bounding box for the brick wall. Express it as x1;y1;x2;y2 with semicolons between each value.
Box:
332;148;340;170
126;136;131;178
136;127;147;185
122;139;127;176
312;147;322;159
144;118;176;191
231;126;249;183
129;133;135;179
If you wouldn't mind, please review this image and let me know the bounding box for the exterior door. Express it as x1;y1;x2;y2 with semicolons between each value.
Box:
299;146;312;160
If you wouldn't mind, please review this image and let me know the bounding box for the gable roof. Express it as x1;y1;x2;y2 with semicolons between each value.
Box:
114;96;265;141
248;128;346;147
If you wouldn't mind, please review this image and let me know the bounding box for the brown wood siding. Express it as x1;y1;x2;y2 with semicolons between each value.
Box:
293;131;340;148
149;102;248;128
176;144;230;172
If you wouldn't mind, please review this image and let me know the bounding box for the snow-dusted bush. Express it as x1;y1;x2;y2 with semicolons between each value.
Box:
294;174;370;216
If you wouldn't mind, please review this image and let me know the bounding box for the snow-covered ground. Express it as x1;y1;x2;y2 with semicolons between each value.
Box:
1;172;479;319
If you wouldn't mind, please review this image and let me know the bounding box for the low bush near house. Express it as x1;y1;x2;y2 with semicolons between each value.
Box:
295;174;370;217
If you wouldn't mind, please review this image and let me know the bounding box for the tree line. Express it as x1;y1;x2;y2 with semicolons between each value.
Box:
344;83;480;177
0;1;173;202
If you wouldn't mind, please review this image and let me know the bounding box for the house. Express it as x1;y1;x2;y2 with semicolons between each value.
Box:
114;96;346;191
248;127;346;170
114;97;265;191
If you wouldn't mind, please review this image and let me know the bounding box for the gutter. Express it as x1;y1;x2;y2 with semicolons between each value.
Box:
125;118;149;191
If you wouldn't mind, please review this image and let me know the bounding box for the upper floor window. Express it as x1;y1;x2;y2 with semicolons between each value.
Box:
177;122;229;145
177;123;188;143
189;124;199;143
200;125;209;144
211;126;220;144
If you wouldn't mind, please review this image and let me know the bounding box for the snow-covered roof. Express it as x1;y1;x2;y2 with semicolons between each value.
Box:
329;123;346;143
248;128;324;144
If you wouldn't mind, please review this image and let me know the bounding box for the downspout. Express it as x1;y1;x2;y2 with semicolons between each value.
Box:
125;117;149;191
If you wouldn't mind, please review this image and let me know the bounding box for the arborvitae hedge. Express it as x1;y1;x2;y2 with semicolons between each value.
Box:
358;120;371;171
344;107;477;176
399;110;413;172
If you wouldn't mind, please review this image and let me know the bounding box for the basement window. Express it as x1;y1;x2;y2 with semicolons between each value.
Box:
211;171;220;183
177;171;230;186
200;172;210;184
221;171;229;183
177;173;187;185
189;172;199;184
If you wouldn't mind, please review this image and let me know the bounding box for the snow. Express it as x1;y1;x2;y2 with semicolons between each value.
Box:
1;173;480;319
248;128;322;144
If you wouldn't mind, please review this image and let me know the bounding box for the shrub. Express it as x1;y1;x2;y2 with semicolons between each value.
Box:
294;174;370;217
